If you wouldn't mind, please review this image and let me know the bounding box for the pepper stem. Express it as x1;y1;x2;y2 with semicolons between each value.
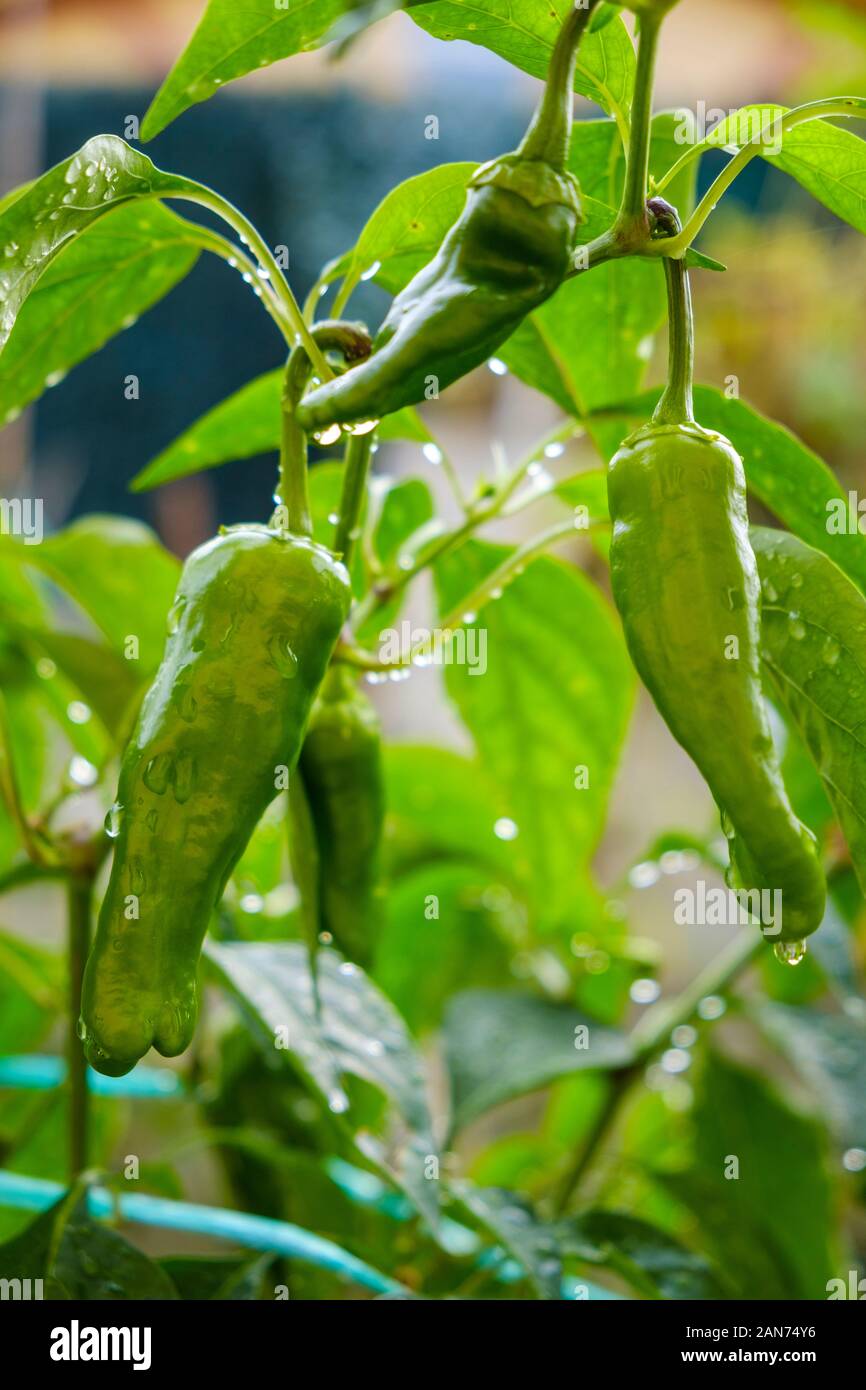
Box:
275;322;373;537
518;1;603;168
653;250;695;426
334;430;375;566
616;12;663;238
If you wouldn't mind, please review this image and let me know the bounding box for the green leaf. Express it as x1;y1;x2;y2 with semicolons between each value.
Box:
0;202;200;430
384;744;519;881
755;1003;866;1151
204;940;439;1228
376;862;515;1034
0;929;62;1052
450;1183;562;1299
751;526;866;894
23;630;142;739
411;1;635;131
668;1050;835;1299
162;1253;274;1300
0;136;201;354
435;541;634;923
770;112;866;236
684;248;726;273
335;162;478;302
16;515;181;672
557;1209;730;1300
131;368;430;492
0;1189;177;1299
444;988;633;1133
589;387;866;596
141;1;349;141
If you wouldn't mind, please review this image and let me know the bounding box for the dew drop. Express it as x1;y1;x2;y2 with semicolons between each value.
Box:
167;597;187;635
104;802;124;839
69;755;98;788
493;817;518;841
774;939;807;966
143;753;173;796
268;633;299;677
630;977;661;1005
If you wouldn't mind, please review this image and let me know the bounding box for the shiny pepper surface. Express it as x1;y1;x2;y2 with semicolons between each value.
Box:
608;420;826;942
294;3;601;432
80;526;351;1075
299;666;385;966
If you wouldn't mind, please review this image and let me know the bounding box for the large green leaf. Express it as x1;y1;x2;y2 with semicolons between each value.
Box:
411;0;635;130
22;630;143;739
205;940;439;1228
755;1003;866;1152
589;387;866;596
435;541;634;924
0;202;200;429
663;1051;836;1299
557;1209;730;1300
13;515;181;672
376;862;515;1034
131;369;430;493
0;929;62;1053
751;526;866;893
142;1;350;140
658;101;866;238
331;162;478;304
384;744;520;882
444;988;633;1133
0;136;201;355
142;0;634;143
449;1183;562;1299
0;1189;177;1299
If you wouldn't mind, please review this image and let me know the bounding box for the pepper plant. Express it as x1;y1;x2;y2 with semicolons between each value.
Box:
0;0;865;1301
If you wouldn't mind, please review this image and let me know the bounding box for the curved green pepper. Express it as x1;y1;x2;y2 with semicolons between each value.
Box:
298;665;385;966
80;526;351;1075
608;211;825;944
294;2;604;432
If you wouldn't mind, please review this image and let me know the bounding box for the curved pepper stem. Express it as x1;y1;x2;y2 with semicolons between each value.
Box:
649;200;695;427
518;0;604;169
278;321;373;537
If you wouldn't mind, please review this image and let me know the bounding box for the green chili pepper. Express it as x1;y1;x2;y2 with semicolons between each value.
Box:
297;665;385;966
607;204;825;944
294;2;604;432
79;526;351;1076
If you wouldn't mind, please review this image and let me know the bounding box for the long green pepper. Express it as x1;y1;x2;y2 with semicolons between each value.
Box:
607;202;826;944
295;1;603;432
79;326;374;1077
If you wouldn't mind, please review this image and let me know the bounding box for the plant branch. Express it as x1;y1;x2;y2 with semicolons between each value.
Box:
554;929;764;1213
339;517;596;672
178;185;334;381
614;12;663;238
650;98;866;258
67;873;93;1180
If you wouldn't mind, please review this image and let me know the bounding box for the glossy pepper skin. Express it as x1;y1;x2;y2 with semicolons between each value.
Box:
294;3;603;433
608;420;826;943
298;666;385;967
80;526;351;1076
608;208;824;945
